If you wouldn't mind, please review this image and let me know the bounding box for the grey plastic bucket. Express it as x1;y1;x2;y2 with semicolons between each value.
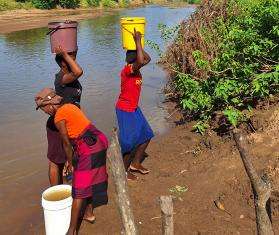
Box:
48;21;78;53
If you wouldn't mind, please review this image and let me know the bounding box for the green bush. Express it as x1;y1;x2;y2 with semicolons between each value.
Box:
31;0;56;9
59;0;80;8
187;0;201;4
86;0;100;7
100;0;118;8
159;0;279;133
0;0;33;10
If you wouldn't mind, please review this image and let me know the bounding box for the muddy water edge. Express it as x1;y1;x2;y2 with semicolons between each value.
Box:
0;5;195;234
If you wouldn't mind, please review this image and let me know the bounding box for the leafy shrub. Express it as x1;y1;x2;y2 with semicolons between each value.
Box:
31;0;56;9
86;0;100;7
100;0;118;8
187;0;201;4
157;0;279;134
59;0;80;8
0;0;32;10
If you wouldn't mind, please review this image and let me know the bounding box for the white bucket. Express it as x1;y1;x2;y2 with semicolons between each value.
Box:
42;184;72;235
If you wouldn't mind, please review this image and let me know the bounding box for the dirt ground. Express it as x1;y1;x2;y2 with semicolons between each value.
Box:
6;102;279;234
72;102;279;235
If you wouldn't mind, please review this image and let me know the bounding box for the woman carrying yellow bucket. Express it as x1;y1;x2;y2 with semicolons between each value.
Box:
116;17;154;181
121;17;145;50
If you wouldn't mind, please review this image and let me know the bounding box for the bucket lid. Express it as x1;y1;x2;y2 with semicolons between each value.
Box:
48;21;78;29
120;17;146;24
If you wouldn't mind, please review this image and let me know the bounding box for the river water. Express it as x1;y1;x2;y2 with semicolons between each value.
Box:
0;5;195;234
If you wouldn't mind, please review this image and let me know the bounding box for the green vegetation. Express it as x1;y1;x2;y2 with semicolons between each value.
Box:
0;0;200;11
31;0;56;9
100;0;118;8
0;0;32;11
185;0;200;4
0;0;127;10
155;0;279;134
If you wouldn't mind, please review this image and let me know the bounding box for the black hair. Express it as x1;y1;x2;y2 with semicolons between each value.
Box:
126;50;137;64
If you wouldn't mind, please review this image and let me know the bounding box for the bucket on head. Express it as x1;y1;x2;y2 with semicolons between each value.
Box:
48;21;78;53
42;184;72;235
120;17;145;50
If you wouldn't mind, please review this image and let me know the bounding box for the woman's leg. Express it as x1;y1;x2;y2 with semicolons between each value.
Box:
67;198;84;235
130;140;150;174
83;202;95;222
123;153;138;180
48;161;64;186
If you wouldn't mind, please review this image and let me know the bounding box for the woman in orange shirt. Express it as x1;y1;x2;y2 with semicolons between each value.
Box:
35;88;108;235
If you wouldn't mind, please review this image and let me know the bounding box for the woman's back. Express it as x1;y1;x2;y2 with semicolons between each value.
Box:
54;103;90;138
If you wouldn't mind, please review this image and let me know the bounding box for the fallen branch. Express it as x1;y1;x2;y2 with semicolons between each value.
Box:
159;196;174;235
107;128;138;235
233;129;274;235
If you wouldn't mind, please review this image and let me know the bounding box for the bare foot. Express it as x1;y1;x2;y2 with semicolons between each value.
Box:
83;215;96;224
83;205;96;224
130;163;150;174
126;171;138;181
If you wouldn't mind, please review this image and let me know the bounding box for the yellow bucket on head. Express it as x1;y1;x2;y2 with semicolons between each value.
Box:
120;17;146;50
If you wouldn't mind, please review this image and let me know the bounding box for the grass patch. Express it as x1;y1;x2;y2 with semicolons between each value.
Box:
0;0;33;11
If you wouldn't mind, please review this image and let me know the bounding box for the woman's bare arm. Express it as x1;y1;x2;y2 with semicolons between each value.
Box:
56;120;73;169
55;46;83;84
143;49;151;65
132;30;148;72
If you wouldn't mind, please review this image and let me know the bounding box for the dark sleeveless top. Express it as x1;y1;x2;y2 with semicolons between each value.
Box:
47;72;82;131
54;72;82;106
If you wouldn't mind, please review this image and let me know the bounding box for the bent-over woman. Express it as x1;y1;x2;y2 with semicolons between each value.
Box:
36;88;108;235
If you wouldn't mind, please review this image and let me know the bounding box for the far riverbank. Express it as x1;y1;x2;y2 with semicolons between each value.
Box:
0;1;190;34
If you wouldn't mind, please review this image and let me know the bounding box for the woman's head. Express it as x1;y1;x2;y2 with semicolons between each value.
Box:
126;50;137;64
35;88;62;116
55;51;77;69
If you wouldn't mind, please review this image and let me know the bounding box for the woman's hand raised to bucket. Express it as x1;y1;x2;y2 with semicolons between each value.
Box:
54;45;67;56
133;28;142;43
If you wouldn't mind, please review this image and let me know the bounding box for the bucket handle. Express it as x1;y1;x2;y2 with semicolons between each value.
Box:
122;26;136;36
46;25;61;36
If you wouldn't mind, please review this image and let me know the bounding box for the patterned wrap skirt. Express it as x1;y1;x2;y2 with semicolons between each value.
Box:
71;124;109;208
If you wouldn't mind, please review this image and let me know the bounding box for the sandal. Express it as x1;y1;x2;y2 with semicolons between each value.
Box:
130;164;150;174
83;215;96;224
126;171;138;181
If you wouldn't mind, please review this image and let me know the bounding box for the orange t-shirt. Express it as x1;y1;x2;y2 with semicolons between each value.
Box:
54;104;90;138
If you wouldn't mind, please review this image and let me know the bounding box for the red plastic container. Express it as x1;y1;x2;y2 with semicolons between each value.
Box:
48;21;78;53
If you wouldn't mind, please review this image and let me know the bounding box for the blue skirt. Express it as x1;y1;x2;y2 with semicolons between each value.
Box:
116;107;154;155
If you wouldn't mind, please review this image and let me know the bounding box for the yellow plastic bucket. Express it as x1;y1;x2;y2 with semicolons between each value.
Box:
120;17;146;50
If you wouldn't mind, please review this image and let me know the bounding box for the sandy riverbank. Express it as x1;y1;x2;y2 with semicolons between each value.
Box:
4;102;278;234
0;1;189;34
0;8;119;34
